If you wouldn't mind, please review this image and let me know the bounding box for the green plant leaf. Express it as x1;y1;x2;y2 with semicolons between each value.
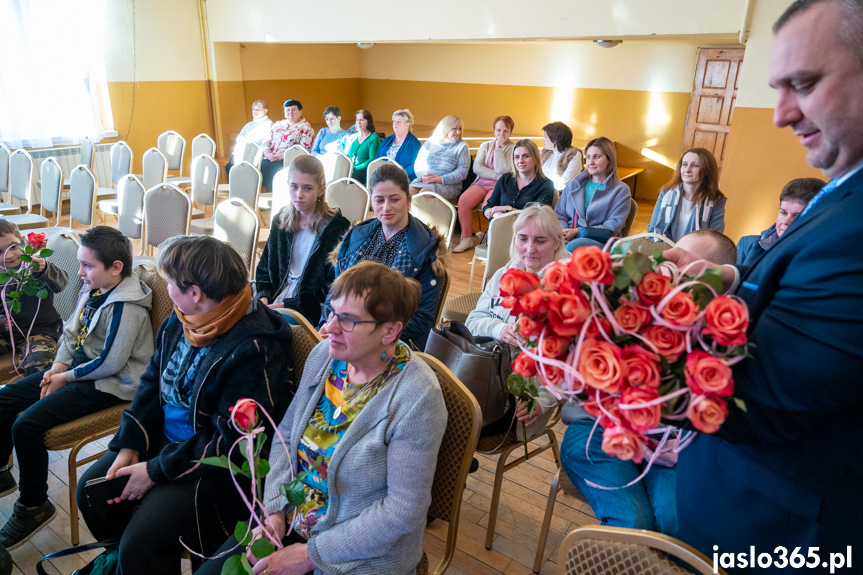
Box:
36;288;48;299
220;554;246;575
196;455;242;475
283;479;306;507
239;554;254;574
733;397;748;413
23;285;37;296
39;249;53;257
18;254;31;263
240;460;252;479
24;246;34;255
0;273;9;283
239;439;248;455
507;373;527;397
11;301;20;314
234;520;253;546
250;536;275;559
8;291;19;298
254;431;267;456
254;458;270;479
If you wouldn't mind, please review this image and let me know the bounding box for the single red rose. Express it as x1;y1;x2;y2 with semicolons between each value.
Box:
511;351;538;377
642;324;687;362
230;399;258;431
518;315;546;339
614;301;652;333
541;261;579;294
685;350;734;396
637;272;671;304
539;364;565;387
659;291;699;326
519;289;550;318
577;338;624;394
540;334;571;359
27;232;47;250
702;295;749;347
620;386;663;432
568;246;614;285
687;395;728;434
621;345;662;389
499;269;541;297
547;292;591;336
601;425;644;463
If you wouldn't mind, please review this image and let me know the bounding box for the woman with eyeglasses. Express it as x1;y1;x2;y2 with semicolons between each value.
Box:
197;262;447;575
326;162;448;350
311;106;347;157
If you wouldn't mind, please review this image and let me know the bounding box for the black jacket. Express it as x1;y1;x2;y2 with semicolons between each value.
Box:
255;211;350;324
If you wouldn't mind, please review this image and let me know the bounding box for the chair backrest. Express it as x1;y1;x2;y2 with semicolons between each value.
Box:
9;149;34;210
239;141;263;168
132;258;174;335
143;183;191;251
157;130;186;176
39;157;64;217
558;526;723;575
270;168;292;224
213;198;259;277
191;133;216;159
620;198;638;237
276;308;323;383
0;144;10;196
414;351;481;575
326;177;370;226
281;144;310;169
434;269;450;327
141;147;168;189
190;154;219;207
79;136;95;170
68;164;98;227
321;152;353;184
109;141;133;188
611;232;676;254
228;161;262;208
366;156;402;183
116;174;145;239
482;210;521;289
45;230;83;323
411;191;456;244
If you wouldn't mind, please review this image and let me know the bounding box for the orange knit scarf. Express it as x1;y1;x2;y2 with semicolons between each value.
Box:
174;283;252;347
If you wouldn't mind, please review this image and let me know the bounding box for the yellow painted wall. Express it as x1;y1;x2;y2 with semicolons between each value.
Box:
240;79;363;134
214;81;247;154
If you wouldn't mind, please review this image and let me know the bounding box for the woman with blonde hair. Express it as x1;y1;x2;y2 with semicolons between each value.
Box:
255;155;350;323
375;109;422;180
647;147;726;242
453;116;516;253
554;136;632;251
409;114;470;200
480;139;555;224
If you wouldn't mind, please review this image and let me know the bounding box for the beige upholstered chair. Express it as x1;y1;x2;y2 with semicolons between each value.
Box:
256;168;291;252
95;140;133;204
611;232;676;254
217;143;262;199
170;134;217;187
192;161;261;236
326;177;370;226
321;151;353;183
213;198;259;277
0;149;33;215
142;183;191;256
366;156;402;183
413;352;481;575
558;525;724;575
114;175;146;241
620;198;638;237
68;164;99;229
275;308;322;382
6;157;61;230
140;147;168;190
411;191;456;244
157;130;186;177
0;144;10;202
281;144;310;169
468;209;520;291
188;154;220;219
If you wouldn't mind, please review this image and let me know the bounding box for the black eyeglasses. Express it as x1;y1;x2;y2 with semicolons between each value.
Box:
321;303;382;333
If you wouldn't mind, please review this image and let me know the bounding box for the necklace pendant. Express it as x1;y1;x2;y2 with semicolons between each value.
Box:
333;406;342;419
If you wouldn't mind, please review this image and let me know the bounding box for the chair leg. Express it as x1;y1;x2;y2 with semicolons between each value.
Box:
468;257;477;293
534;468;562;573
67;443;83;545
485;443;518;550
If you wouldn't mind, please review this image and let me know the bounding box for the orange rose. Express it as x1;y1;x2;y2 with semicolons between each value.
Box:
614;302;652;332
687;395;728;434
542;261;580;294
27;232;47;250
684;350;734;396
621;345;662;389
620;387;663;432
540;334;571;359
637;272;671;304
642;324;687;362
511;351;538;377
547;292;591;336
585;394;622;428
499;269;541;297
583;316;612;339
539;364;565;387
230;398;258;431
519;289;550;318
518;315;546;339
659;291;699;326
577;338;624;393
601;425;644;463
501;295;520;312
568;246;614;285
702;295;749;347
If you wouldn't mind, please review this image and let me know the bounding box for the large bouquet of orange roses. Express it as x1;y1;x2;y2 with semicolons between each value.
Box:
501;243;750;466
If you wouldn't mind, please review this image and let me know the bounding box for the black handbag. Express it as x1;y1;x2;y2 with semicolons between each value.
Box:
424;321;511;427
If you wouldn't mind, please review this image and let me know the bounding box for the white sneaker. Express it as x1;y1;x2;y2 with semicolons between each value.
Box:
452;237;474;253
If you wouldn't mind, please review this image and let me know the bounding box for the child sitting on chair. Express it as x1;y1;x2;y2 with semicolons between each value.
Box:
0;222;68;376
0;226;154;550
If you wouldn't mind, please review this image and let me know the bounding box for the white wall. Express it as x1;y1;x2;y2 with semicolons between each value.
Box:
735;0;793;108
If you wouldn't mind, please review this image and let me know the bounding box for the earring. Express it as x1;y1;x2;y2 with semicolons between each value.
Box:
381;351;387;361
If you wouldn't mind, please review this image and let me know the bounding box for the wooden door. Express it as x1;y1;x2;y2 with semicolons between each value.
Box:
682;47;745;172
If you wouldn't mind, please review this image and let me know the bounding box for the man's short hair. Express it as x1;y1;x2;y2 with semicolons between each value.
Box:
677;229;738;266
779;177;824;205
158;235;248;301
80;226;133;277
775;0;863;67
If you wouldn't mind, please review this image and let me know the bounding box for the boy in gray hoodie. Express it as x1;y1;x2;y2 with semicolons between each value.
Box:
0;226;154;550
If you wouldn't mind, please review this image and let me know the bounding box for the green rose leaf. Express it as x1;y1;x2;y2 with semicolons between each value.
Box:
234;520;253;546
11;301;20;314
23;285;37;296
283;479;306;507
220;554;247;575
39;249;53;257
36;288;48;299
250;536;275;559
18;254;31;262
254;458;270;479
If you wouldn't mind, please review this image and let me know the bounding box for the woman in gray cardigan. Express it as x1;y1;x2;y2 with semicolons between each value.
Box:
554;136;632;251
198;262;447;575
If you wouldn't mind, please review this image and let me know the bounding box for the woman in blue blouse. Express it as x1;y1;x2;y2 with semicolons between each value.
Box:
374;109;422;181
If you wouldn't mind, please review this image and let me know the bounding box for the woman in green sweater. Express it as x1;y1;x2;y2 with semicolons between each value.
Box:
345;109;381;185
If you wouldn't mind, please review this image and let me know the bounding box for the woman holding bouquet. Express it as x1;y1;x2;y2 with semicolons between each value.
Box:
466;205;565;435
197;262;447;575
553;136;632;252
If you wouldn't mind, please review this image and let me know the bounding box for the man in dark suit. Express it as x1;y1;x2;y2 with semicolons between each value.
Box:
666;0;863;572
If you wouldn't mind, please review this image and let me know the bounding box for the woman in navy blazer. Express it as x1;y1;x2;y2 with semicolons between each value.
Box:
375;109;421;180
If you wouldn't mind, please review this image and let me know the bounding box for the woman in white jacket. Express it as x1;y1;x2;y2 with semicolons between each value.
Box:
466;204;568;436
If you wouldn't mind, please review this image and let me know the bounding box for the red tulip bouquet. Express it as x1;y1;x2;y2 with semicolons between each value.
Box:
501;242;750;477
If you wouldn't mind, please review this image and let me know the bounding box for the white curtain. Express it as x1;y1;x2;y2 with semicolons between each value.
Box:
0;0;110;148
